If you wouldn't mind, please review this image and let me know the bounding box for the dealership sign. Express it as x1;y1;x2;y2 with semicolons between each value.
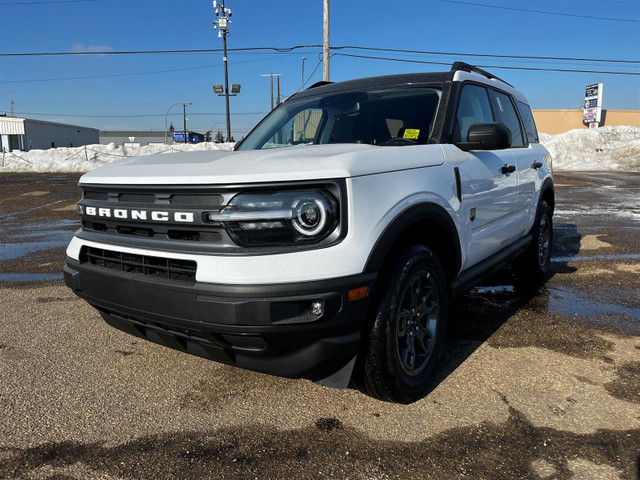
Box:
583;83;603;126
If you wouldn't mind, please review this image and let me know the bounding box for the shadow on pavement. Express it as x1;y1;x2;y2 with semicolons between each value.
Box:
426;222;582;396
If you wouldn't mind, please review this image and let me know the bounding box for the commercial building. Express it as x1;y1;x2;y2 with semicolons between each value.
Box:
99;130;207;147
533;110;640;135
0;117;99;152
99;130;167;147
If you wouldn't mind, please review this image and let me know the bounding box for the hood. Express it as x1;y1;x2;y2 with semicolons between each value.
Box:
80;143;445;185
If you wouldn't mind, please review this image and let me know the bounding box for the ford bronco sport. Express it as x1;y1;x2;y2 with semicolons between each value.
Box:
64;62;554;403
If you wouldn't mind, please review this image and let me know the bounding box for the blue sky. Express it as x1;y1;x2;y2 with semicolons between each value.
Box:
1;0;638;138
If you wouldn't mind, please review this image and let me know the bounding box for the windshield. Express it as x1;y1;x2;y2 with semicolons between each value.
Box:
237;87;442;150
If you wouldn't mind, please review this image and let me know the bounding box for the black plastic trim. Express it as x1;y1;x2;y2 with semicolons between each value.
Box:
363;203;462;276
450;235;532;298
64;257;377;380
454;167;462;203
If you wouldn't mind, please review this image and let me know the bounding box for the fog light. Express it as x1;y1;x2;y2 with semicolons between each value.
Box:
309;301;324;316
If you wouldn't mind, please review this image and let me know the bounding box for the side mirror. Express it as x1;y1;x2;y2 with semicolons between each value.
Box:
456;122;512;151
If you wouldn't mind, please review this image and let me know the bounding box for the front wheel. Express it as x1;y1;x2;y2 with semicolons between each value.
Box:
360;245;448;403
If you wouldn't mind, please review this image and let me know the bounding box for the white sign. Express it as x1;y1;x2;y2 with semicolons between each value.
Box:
128;136;135;142
583;83;603;125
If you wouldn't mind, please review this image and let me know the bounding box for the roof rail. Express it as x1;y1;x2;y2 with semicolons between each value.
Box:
450;62;513;88
306;80;334;90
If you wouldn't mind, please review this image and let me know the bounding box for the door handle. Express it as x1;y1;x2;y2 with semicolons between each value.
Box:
532;161;543;169
501;164;516;174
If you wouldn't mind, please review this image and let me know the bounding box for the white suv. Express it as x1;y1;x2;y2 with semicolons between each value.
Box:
64;62;554;403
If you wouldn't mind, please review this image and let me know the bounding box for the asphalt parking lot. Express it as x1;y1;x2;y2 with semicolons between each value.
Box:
0;171;638;480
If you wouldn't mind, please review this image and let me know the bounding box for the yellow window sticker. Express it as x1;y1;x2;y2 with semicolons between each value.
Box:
403;128;420;140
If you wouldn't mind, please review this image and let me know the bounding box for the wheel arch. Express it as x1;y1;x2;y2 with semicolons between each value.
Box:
364;203;462;291
540;177;555;215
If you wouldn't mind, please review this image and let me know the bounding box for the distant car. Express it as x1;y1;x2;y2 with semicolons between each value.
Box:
64;62;554;403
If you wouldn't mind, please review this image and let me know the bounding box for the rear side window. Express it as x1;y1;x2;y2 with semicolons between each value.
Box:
516;101;539;143
453;84;494;142
490;90;525;147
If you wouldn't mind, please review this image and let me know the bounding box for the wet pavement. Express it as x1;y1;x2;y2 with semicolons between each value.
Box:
0;172;638;479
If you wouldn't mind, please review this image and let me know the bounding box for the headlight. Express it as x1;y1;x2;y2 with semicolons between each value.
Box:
207;190;338;246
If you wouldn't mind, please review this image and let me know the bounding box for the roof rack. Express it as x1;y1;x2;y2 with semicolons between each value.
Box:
306;80;334;90
450;62;513;88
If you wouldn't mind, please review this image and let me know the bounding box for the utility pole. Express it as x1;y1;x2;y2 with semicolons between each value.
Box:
260;74;282;110
301;57;307;88
323;0;330;81
213;0;233;142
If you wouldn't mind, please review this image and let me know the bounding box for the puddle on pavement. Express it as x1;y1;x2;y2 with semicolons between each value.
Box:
10;219;79;237
469;283;640;335
0;219;77;263
546;287;640;318
552;253;640;263
0;273;62;282
0;240;70;262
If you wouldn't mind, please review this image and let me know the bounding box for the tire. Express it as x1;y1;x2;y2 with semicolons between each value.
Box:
514;199;553;286
360;245;448;403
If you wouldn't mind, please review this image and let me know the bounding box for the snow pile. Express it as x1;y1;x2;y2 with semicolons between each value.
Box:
0;142;235;173
540;126;640;171
1;126;638;172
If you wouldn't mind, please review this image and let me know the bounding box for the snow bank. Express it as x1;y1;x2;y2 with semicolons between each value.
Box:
1;126;638;173
0;142;235;173
540;125;640;172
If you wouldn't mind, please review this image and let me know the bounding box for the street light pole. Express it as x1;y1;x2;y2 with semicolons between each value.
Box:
213;0;233;142
183;103;188;144
164;102;191;144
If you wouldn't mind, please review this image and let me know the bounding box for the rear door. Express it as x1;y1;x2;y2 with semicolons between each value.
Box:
488;90;539;238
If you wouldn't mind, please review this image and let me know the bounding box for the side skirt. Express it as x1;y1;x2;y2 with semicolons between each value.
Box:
450;235;532;299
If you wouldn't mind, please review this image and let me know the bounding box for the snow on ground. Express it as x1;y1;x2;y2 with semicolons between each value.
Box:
0;126;638;173
0;142;235;173
540;126;640;172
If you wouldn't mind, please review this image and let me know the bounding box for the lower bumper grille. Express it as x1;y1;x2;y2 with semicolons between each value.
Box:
80;246;197;282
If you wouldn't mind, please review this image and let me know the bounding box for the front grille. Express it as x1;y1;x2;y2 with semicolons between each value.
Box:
170;194;224;207
79;186;228;247
118;193;156;203
81;246;196;282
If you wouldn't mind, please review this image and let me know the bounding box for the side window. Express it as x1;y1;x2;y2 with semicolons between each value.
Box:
454;84;494;142
490;91;525;147
516;101;539;143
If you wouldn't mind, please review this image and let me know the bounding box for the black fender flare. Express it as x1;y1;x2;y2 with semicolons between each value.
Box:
363;203;462;278
540;177;555;213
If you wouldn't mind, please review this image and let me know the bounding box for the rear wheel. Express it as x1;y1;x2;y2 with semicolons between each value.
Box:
360;245;448;403
514;200;553;286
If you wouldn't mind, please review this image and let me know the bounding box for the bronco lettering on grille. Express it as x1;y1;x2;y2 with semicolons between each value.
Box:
82;206;195;223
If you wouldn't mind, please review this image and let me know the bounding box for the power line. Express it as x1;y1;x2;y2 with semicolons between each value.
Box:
14;111;268;118
439;0;640;23
0;45;324;57
338;46;640;65
333;53;640;76
0;56;287;84
2;44;637;66
0;0;95;4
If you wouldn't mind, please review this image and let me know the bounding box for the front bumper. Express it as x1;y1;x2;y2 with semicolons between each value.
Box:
64;257;376;381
